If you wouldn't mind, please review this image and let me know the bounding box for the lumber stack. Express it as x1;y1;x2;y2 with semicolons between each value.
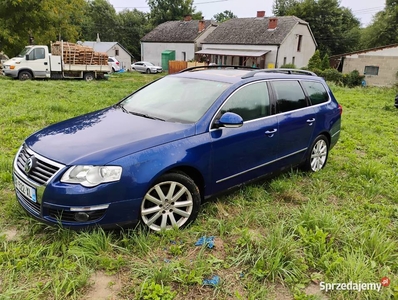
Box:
51;41;108;66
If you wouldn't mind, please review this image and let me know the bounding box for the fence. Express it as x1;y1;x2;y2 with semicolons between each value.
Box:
168;61;207;74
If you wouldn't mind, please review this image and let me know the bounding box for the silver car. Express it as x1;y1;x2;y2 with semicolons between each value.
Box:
132;61;162;74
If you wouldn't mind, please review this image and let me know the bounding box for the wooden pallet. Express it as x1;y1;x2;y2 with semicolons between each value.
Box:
51;42;108;65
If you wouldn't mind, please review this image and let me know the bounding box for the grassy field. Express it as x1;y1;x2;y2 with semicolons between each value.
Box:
0;72;397;300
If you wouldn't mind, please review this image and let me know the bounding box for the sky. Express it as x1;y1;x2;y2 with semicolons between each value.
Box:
108;0;386;27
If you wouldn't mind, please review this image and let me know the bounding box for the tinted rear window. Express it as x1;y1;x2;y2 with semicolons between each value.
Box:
272;81;307;113
302;81;329;105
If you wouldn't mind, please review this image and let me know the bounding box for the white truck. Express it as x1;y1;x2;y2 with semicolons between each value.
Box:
2;42;111;81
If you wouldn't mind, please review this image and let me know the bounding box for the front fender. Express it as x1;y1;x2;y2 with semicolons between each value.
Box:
109;133;212;199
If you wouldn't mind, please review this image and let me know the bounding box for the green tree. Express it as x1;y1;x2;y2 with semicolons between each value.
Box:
147;0;203;26
308;50;322;70
213;10;237;22
321;53;330;70
274;0;361;55
273;0;298;16
116;9;152;59
360;0;398;49
80;0;119;42
0;0;86;56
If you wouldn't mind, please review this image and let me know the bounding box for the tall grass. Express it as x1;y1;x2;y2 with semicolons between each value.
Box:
0;74;397;299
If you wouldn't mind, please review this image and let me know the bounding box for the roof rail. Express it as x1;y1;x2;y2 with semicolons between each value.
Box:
241;68;317;79
179;65;258;73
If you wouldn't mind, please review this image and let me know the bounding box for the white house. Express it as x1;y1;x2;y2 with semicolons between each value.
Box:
82;41;134;71
140;16;218;69
197;11;317;69
330;44;398;87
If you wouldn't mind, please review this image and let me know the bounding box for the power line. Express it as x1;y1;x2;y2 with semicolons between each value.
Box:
113;0;229;10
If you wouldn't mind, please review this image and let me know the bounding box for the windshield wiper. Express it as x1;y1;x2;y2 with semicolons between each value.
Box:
129;111;166;121
116;104;165;121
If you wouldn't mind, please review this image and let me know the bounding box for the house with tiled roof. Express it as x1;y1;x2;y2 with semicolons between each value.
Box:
197;11;317;69
140;16;218;69
82;39;134;71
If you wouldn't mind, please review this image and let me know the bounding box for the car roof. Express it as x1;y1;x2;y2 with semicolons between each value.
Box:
173;68;322;84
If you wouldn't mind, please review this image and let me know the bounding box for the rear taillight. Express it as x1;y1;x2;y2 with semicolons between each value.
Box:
338;104;343;115
116;62;119;65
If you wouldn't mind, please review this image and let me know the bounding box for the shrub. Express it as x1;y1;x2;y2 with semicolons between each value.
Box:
280;63;297;69
308;50;322;70
321;54;330;70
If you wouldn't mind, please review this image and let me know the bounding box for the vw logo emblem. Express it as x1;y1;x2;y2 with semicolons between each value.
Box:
24;157;36;173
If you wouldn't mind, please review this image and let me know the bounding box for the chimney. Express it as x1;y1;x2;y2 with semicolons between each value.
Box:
257;11;265;18
268;18;278;30
198;19;206;32
96;33;101;42
184;14;192;21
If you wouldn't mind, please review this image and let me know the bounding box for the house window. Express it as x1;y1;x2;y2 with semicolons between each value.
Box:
115;49;119;56
364;66;379;75
297;35;303;52
283;57;287;65
182;51;186;61
292;56;295;65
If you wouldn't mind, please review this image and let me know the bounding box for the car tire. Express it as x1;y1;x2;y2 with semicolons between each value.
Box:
301;135;329;172
83;72;95;82
19;71;32;81
140;172;201;231
146;68;150;74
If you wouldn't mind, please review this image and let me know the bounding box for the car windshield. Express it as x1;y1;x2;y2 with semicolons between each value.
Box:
145;62;154;66
120;76;231;123
17;47;31;57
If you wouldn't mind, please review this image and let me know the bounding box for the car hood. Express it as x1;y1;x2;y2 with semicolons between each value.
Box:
25;107;195;165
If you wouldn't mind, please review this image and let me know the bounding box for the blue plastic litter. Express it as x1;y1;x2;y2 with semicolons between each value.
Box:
195;236;215;249
164;258;171;263
203;275;220;286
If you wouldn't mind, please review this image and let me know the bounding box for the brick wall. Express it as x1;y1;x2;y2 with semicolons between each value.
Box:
343;55;398;86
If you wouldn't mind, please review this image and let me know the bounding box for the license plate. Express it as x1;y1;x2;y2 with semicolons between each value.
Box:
14;174;37;203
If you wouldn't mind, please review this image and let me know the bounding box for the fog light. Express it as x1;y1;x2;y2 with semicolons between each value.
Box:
74;212;90;222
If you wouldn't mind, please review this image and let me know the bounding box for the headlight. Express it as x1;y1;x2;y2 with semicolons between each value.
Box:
61;166;122;187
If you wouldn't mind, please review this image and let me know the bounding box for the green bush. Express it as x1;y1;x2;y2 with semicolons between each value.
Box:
312;68;363;87
280;63;297;69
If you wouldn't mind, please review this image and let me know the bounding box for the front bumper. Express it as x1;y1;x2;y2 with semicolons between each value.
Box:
3;68;18;78
13;145;140;229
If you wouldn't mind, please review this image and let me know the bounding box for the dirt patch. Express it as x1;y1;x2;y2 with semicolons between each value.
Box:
272;284;293;300
305;283;329;299
85;271;122;300
3;227;19;241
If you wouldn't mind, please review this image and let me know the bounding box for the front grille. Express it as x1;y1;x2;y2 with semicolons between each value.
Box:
16;190;41;216
48;209;106;222
16;146;60;185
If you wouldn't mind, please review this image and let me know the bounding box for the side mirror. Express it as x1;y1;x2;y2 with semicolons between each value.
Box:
25;54;29;61
217;112;243;128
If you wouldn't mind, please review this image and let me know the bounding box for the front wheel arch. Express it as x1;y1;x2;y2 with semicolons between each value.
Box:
140;172;201;231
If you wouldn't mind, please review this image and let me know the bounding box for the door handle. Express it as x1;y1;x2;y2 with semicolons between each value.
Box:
265;129;277;137
307;118;315;125
44;62;48;65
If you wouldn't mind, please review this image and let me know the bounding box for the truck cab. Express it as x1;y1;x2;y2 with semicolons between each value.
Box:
3;45;52;80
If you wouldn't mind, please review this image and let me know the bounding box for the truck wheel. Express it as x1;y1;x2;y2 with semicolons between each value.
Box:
19;71;32;81
84;72;95;82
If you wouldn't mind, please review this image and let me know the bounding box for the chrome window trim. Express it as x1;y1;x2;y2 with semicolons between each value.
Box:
216;147;307;183
209;79;332;132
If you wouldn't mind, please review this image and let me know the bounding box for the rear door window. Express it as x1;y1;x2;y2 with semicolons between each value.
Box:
302;81;329;105
272;81;308;113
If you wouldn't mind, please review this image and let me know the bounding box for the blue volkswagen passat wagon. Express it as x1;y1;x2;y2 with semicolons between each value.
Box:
13;68;342;231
